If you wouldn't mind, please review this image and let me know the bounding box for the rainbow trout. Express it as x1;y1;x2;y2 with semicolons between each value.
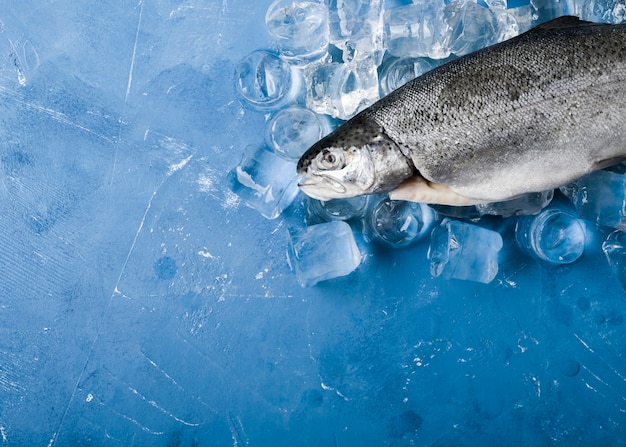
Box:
297;16;626;205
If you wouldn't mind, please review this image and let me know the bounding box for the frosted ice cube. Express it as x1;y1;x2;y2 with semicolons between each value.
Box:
476;190;554;218
364;196;435;247
382;1;450;59
227;145;300;219
304;55;380;119
443;0;499;57
286;221;361;287
235;50;300;111
303;195;369;225
265;106;333;161
378;57;433;96
327;0;384;63
560;170;626;230
428;219;503;283
515;209;586;264
602;230;626;291
265;0;330;64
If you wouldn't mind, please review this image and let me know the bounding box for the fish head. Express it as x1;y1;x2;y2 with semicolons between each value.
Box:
297;115;414;201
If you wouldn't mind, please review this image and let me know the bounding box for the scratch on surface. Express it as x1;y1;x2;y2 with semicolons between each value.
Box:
0;85;115;143
227;412;249;447
110;0;145;186
96;399;165;435
124;382;202;427
125;0;143;101
49;187;158;445
141;352;185;392
574;333;626;384
140;351;219;416
581;364;610;388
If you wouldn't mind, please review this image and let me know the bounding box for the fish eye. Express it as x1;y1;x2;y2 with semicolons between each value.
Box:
318;149;345;170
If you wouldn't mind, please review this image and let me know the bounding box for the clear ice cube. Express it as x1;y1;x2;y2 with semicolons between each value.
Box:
265;0;330;64
428;219;503;283
431;190;553;219
228;145;300;219
560;170;626;230
364;196;435;247
378;57;434;96
235;50;300;110
475;190;554;218
579;0;626;24
515;209;586;264
303;195;369;225
286;221;361;287
443;0;500;57
382;1;450;60
304;55;380;119
265;106;333;161
602;230;626;291
326;0;384;63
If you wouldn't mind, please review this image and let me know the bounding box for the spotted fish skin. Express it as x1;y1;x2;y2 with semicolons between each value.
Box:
363;16;626;201
297;16;626;204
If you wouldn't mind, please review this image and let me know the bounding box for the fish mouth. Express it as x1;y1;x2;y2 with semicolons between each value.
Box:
297;175;348;201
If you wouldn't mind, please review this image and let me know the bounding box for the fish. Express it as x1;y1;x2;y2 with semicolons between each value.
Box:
296;16;626;205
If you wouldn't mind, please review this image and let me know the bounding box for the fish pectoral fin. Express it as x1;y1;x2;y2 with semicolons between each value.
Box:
388;176;488;206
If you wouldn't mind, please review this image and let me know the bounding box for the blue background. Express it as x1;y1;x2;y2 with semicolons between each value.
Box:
0;0;625;445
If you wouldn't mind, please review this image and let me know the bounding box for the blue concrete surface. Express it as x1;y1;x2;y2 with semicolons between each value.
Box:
0;1;625;445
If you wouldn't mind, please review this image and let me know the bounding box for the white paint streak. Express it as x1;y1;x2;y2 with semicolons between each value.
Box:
168;154;193;175
198;250;218;260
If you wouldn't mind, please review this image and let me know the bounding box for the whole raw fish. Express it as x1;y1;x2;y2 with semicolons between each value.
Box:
297;16;626;205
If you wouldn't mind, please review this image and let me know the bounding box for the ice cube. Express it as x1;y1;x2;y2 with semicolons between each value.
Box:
531;0;572;24
430;190;553;219
265;106;333;161
363;196;435;247
475;190;553;218
443;0;499;57
579;0;626;24
265;0;330;64
515;209;586;264
503;3;533;34
602;230;626;291
560;170;626;230
327;0;384;63
304;55;380;119
303;195;369;225
382;1;450;60
430;204;482;219
378;57;434;96
235;50;300;111
428;219;503;283
286;221;361;287
227;145;300;219
483;0;522;41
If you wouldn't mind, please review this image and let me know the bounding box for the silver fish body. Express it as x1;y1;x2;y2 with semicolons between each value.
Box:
297;16;626;204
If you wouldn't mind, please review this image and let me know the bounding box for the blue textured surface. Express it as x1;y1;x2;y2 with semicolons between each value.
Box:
0;1;625;446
